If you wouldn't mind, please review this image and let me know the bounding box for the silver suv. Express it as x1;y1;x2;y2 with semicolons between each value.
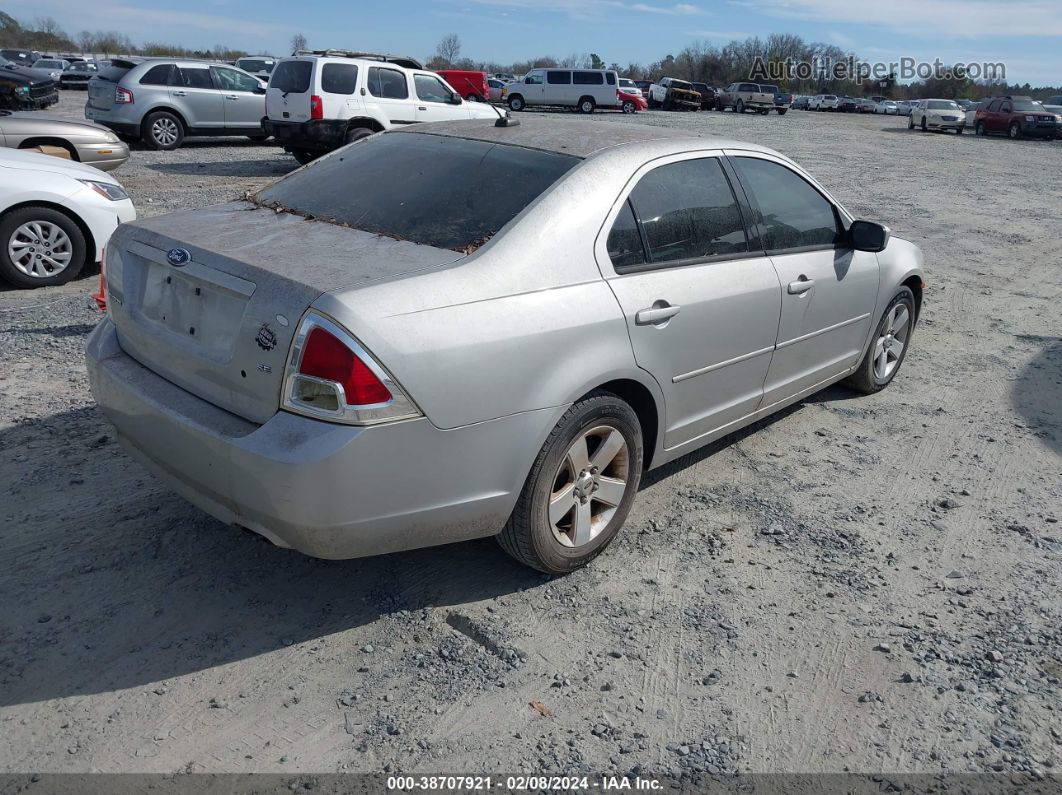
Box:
85;58;267;150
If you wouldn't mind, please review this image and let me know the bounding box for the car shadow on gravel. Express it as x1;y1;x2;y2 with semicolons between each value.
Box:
147;160;296;178
0;405;541;707
1011;336;1062;455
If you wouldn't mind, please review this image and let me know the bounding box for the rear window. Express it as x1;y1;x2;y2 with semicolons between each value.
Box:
97;64;132;83
139;64;176;86
270;60;311;93
255;132;580;252
238;59;274;73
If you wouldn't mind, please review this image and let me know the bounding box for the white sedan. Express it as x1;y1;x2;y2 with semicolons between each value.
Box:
0;148;135;288
875;100;898;114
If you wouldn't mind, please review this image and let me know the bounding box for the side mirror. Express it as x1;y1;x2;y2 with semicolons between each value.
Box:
849;220;890;253
449;93;462;105
253;85;266;94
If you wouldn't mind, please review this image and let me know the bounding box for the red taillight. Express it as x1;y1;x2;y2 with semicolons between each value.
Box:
310;94;323;120
115;86;133;104
93;249;107;311
299;327;391;405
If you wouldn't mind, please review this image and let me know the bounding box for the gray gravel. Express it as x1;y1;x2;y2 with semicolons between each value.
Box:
0;91;1059;779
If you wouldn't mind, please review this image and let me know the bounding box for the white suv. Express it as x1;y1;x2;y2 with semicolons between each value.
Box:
263;50;498;163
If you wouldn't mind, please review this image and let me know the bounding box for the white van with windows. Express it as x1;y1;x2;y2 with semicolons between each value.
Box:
505;68;619;114
263;50;498;164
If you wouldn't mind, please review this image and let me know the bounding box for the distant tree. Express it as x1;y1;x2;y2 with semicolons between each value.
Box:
76;29;95;54
435;33;461;66
290;32;307;54
590;53;604;69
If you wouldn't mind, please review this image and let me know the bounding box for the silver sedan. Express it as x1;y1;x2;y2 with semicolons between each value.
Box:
86;119;924;573
0;111;130;170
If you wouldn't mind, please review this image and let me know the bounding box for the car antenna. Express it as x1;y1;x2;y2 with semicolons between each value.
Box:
490;102;520;127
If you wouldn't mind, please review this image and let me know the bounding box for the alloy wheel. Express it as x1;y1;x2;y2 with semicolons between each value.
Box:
872;303;911;381
8;221;73;278
548;425;630;548
152;117;179;146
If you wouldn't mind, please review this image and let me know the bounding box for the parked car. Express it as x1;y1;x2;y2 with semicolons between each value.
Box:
909;99;965;133
616;89;647;114
86;118;923;573
0;110;130;170
974;95;1062;139
856;98;876;113
1044;95;1062;115
32;58;69;82
435;69;490;103
874;100;898;114
60;60;98;89
0;57;58;110
265;52;498;163
759;84;791;114
838;96;859;113
689;82;718;110
718;82;774;113
0;147;134;287
816;95;840;111
487;78;508;103
233;56;276;80
86;58;268;150
955;99;976;112
618;77;643;98
632;79;653;96
647;77;701;111
792;95;810;110
895;100;917;116
0;49;42;67
507;68;620;114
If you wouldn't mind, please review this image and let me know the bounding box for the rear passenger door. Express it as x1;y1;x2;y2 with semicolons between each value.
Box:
173;65;224;129
365;66;416;125
546;70;575;106
598;154;782;452
729;153;879;406
210;66;264;129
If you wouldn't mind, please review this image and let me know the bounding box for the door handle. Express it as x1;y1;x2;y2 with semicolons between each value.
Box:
787;276;815;295
225;94;239;100
172;91;186;96
418;106;427;110
635;303;681;326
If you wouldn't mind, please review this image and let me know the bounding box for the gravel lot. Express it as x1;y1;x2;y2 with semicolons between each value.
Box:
1;92;1060;779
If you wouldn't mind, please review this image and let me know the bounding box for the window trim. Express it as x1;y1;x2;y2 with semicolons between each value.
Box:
725;151;851;257
597;150;757;276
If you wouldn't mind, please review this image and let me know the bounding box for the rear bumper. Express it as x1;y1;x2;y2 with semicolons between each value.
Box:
85;319;548;559
263;118;347;151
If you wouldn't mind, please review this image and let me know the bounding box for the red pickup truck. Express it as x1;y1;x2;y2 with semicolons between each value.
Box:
436;70;490;103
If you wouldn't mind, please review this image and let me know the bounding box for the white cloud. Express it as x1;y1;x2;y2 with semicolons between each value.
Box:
467;0;704;17
733;0;1062;37
689;30;752;40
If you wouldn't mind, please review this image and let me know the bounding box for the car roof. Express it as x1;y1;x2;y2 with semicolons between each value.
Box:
394;118;776;159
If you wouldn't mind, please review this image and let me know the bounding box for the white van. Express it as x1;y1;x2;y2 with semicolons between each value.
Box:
505;68;619;114
263;50;498;163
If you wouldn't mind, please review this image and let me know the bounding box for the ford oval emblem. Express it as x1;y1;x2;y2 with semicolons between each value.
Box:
167;248;192;267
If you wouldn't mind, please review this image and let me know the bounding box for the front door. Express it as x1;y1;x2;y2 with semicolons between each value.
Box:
210;66;264;129
173;66;224;130
413;73;463;123
599;153;782;452
728;153;879;407
520;71;546;106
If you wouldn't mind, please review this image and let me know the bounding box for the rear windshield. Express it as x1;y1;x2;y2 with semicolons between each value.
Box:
97;64;132;83
255;132;580;252
238;59;274;73
270;59;311;93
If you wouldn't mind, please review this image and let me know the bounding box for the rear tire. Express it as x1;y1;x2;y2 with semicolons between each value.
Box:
291;148;317;165
498;392;643;574
343;126;373;146
736;99;745;113
845;287;916;394
578;97;595;114
142;111;184;151
777;108;787;115
0;205;88;288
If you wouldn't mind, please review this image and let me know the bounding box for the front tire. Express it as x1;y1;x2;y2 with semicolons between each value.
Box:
498;393;643;574
621;100;636;114
0;206;87;288
142;111;184;150
507;94;525;112
1009;122;1021;139
736;99;745;113
921;117;928;131
845;288;916;394
908;115;914;130
976;121;986;136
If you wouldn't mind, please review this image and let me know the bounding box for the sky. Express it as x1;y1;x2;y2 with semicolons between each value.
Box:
28;0;1062;86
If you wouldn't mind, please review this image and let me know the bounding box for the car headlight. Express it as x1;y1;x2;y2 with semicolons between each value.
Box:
78;179;129;201
103;132;120;143
1025;115;1036;122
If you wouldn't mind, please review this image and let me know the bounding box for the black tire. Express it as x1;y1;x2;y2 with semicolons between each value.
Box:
343;126;373;146
621;100;636;114
908;115;914;130
647;96;658;109
736;99;745;113
291;148;317;165
578;97;595;114
507;94;525;112
465;94;482;102
1009;122;1021;140
777;108;787;115
246;134;269;142
845;287;916;394
662;97;672;111
921;117;928;131
142;110;184;151
976;121;986;136
0;205;88;289
498;392;643;574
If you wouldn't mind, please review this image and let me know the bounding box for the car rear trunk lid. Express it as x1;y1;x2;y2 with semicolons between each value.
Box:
105;201;464;425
